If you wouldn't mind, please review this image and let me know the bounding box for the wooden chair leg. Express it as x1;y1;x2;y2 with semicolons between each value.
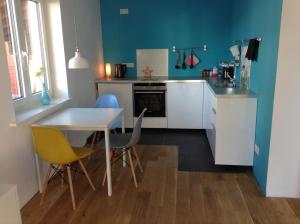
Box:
128;150;138;188
67;165;76;210
91;132;97;149
60;165;65;188
78;160;95;191
111;150;116;171
88;132;98;160
133;147;143;173
102;170;107;187
102;150;114;186
40;164;52;205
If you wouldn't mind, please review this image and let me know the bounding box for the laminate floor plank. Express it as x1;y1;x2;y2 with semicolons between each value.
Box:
21;144;300;224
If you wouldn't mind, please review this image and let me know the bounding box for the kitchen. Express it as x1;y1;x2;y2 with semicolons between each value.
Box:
1;0;300;223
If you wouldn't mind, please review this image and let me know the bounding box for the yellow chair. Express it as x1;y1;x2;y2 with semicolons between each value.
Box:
32;126;95;210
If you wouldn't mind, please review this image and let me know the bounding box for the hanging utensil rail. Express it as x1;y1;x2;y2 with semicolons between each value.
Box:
232;37;262;44
172;45;208;53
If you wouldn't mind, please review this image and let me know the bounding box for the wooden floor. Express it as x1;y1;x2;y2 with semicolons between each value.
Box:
22;145;300;224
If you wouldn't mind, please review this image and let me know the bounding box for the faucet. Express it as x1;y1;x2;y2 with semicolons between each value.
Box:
228;60;239;87
228;75;236;87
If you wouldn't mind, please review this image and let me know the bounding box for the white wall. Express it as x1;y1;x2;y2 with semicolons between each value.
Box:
267;0;300;198
60;0;103;107
0;0;103;207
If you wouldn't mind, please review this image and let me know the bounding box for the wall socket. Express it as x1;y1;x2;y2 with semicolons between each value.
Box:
254;144;260;156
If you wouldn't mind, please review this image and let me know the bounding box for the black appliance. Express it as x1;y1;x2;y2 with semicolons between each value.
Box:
222;67;235;79
219;62;235;80
133;83;166;117
114;64;127;78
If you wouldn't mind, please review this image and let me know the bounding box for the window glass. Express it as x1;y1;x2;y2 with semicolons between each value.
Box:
21;0;47;93
0;0;23;99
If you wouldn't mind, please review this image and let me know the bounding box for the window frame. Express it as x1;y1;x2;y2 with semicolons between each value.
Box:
2;0;52;109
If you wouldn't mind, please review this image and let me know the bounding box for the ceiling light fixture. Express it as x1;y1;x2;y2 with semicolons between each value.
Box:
68;0;89;69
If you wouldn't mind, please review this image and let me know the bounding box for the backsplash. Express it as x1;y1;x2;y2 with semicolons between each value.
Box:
100;0;232;78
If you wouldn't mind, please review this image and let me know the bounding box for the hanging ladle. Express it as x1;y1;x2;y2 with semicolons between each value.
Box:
175;51;181;69
182;51;187;70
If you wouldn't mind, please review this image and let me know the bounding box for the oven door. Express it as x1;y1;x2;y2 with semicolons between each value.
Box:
134;91;166;117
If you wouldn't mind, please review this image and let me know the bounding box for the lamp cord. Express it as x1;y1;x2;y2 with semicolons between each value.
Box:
73;0;78;50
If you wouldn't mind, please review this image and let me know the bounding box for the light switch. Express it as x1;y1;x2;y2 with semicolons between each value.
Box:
120;8;128;15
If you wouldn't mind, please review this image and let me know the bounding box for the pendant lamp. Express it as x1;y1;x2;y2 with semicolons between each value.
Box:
68;2;89;69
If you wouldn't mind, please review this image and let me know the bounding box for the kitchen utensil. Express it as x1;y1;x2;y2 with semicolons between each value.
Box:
175;51;181;69
185;50;200;68
182;51;187;69
190;50;194;69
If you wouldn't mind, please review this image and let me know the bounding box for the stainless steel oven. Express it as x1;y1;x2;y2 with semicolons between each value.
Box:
133;83;166;117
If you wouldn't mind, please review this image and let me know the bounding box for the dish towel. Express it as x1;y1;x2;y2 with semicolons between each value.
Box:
245;39;260;61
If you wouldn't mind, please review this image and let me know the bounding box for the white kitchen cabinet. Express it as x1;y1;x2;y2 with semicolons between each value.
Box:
167;82;204;129
97;83;133;128
204;83;257;166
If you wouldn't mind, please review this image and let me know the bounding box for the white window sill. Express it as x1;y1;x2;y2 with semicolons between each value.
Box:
10;98;72;127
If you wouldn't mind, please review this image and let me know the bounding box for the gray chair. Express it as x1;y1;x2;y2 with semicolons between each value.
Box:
102;108;147;188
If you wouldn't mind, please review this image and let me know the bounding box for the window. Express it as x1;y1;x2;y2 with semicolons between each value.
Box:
0;0;49;100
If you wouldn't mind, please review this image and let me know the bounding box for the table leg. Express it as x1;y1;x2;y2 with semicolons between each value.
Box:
104;128;112;196
121;112;126;167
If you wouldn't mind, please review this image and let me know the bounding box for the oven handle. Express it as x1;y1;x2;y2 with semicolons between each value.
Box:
134;91;165;94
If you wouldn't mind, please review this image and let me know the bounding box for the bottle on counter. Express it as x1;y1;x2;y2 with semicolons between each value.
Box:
212;66;218;78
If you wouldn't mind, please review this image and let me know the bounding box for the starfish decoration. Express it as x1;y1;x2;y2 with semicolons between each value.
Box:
142;66;153;79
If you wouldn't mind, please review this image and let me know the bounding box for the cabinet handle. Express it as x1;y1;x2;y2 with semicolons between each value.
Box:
212;108;216;114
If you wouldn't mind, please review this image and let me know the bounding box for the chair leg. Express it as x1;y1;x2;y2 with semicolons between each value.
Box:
67;165;76;210
78;160;95;191
102;149;114;186
91;132;98;149
40;164;52;205
60;165;65;188
133;147;143;173
128;150;138;188
88;132;98;160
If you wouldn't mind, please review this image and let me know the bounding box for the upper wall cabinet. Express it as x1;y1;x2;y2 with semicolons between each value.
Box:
167;82;204;129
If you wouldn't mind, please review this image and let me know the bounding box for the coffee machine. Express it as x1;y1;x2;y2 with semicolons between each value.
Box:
219;61;235;80
114;64;127;78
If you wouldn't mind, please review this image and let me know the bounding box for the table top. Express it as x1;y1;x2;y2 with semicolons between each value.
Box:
34;108;123;131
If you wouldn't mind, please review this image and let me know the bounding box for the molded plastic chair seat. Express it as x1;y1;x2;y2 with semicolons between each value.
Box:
96;93;122;129
73;147;93;158
101;108;147;188
100;133;131;149
32;126;95;210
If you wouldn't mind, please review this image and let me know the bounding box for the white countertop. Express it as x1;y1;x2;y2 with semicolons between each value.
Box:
95;76;257;98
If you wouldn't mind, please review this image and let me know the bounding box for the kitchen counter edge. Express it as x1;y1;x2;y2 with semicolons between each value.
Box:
95;77;257;98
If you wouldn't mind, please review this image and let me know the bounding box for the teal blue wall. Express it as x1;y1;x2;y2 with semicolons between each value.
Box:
100;0;284;195
230;0;282;194
100;0;232;77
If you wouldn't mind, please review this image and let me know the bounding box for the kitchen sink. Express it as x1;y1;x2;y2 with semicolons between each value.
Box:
214;82;237;88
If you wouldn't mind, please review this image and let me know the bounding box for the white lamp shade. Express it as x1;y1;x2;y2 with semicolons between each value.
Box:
68;50;89;69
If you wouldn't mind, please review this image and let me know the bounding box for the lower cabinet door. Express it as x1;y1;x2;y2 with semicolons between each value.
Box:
167;82;204;129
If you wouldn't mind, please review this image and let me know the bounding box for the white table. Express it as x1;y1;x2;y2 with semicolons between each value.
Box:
33;108;125;196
